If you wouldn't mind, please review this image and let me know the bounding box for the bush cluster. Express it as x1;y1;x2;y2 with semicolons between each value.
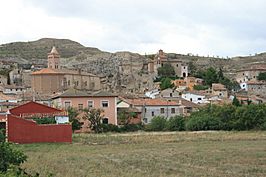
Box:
186;104;266;131
144;104;266;132
0;130;27;174
100;124;144;133
32;117;56;124
145;116;185;131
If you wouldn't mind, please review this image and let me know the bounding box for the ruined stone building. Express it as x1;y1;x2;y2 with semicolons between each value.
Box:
148;49;188;78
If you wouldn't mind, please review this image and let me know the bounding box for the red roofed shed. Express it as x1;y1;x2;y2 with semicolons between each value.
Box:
9;101;66;118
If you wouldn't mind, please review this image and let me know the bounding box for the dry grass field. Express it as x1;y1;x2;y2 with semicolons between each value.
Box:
18;131;266;177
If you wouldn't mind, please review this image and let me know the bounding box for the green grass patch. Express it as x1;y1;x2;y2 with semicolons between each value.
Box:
17;131;266;177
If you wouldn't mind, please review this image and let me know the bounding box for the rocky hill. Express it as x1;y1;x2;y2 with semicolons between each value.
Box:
0;38;266;93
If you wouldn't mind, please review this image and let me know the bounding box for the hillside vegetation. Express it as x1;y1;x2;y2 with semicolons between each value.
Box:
0;38;101;60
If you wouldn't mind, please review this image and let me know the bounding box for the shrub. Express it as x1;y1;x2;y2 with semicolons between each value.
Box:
193;85;209;90
0;131;27;173
185;104;266;131
186;111;222;131
121;124;144;132
166;116;185;131
100;124;121;133
32;117;56;124
233;104;266;130
146;116;167;131
0;129;5;143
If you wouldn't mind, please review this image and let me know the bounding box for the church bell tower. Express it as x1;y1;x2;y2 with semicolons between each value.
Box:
48;46;60;69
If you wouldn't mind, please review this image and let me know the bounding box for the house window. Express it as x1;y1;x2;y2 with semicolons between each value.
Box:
171;108;175;114
176;64;179;67
102;118;109;124
101;101;109;108
160;108;165;114
68;80;70;86
78;104;83;110
88;100;94;108
198;98;202;100
84;81;87;86
64;101;71;109
143;118;148;124
170;93;173;97
151;111;155;116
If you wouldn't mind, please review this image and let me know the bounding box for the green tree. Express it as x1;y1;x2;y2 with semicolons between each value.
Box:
193;85;209;90
0;130;27;173
83;108;104;133
157;63;176;78
257;72;266;81
146;116;167;131
118;110;128;125
232;96;241;107
67;107;81;132
160;77;174;90
166;116;185;131
203;67;219;86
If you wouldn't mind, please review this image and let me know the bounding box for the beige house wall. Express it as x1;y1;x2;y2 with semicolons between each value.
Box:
32;74;64;94
57;96;117;125
32;73;101;95
64;74;101;91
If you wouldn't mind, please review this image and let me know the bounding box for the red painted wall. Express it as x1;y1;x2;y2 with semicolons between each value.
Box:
10;101;64;117
7;115;72;144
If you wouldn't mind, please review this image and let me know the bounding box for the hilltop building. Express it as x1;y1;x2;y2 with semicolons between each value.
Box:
31;47;101;95
148;49;188;78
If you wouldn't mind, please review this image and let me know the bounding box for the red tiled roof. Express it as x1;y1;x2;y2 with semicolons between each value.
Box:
31;68;97;77
9;101;64;118
31;68;65;75
125;98;180;106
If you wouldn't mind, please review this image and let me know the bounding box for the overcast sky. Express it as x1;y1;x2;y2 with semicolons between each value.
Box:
1;0;266;57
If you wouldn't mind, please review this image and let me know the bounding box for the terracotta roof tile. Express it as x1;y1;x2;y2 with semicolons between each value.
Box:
31;68;64;75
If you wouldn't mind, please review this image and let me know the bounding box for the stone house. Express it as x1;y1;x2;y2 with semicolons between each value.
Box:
211;83;228;98
3;85;27;95
246;81;266;96
155;88;180;98
122;98;184;124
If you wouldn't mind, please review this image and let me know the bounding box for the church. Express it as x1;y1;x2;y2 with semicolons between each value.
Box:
31;47;101;95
